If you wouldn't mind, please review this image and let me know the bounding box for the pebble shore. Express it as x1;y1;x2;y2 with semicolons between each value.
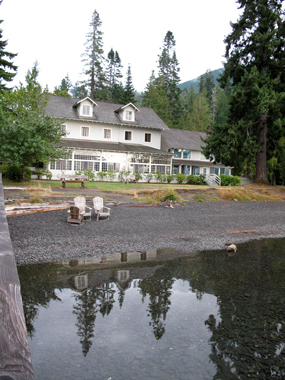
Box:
7;201;285;265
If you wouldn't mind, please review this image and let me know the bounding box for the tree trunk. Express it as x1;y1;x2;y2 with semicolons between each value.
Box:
255;115;268;183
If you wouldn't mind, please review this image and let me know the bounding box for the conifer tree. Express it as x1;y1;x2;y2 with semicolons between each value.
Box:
106;48;124;103
0;0;17;91
122;64;136;104
203;0;285;182
81;10;107;100
53;74;72;97
157;31;182;127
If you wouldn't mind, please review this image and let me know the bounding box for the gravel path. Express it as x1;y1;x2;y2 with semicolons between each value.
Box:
7;200;285;265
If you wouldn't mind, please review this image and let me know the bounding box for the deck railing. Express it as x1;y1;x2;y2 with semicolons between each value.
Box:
205;174;221;186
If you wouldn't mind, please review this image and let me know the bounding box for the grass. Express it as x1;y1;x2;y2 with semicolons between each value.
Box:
2;179;285;202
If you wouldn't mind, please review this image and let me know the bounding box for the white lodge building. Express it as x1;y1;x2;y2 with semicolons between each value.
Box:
45;96;231;179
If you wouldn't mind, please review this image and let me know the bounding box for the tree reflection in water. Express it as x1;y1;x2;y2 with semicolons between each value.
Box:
18;238;285;378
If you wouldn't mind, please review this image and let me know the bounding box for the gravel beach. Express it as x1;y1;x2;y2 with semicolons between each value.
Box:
7;201;285;265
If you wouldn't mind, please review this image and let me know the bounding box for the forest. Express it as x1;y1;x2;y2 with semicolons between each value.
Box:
1;1;285;184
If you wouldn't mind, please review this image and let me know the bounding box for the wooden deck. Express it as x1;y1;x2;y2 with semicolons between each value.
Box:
0;174;34;380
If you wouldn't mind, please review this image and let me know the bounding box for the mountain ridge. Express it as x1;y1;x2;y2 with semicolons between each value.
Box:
179;67;224;92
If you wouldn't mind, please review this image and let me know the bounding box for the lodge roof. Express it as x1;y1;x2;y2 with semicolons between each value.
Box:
45;96;169;131
162;129;208;151
61;138;172;155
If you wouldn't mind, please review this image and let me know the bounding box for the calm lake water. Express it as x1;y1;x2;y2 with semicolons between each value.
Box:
18;238;285;380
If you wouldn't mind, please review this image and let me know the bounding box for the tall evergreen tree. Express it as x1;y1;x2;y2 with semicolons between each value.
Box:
0;0;17;91
122;64;136;104
106;48;124;103
203;0;285;182
198;69;215;111
53;73;72;97
157;31;182;127
81;10;107;101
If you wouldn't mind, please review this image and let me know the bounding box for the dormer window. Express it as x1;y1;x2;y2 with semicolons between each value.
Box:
82;105;91;116
125;111;133;121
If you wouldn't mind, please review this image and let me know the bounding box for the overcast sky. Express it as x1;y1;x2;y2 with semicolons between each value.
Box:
1;0;242;93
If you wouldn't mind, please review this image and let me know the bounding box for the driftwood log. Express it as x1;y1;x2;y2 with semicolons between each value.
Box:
0;174;34;380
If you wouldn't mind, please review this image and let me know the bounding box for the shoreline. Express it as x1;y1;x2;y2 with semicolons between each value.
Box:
7;201;285;266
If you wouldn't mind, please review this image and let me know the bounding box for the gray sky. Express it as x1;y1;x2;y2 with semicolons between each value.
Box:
1;0;241;93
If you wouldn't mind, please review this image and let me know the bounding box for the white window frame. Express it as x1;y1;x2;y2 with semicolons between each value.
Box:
125;110;133;121
82;105;91;116
61;124;67;133
125;130;132;141
145;133;151;143
104;128;111;139
81;126;89;137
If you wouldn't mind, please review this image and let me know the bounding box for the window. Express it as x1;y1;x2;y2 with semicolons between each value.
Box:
173;165;179;174
61;124;67;133
125;131;132;141
225;168;230;175
104;129;111;139
220;168;225;175
192;166;200;175
81;127;89;137
200;152;206;160
125;111;133;121
145;133;151;142
82;105;91;116
174;149;182;158
203;168;207;175
183;150;191;159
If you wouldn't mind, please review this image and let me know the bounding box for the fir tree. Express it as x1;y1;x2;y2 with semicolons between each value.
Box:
122;64;136;104
0;0;17;91
106;48;124;103
157;31;182;127
203;0;285;182
53;74;72;97
81;10;107;101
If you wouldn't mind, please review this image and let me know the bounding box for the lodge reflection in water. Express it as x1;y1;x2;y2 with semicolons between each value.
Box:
18;239;285;379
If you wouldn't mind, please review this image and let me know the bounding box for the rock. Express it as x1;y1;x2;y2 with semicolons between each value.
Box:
227;244;237;253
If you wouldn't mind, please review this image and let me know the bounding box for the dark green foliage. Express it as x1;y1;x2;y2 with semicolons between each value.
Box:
106;48;124;103
122;64;136;104
185;174;206;185
53;74;72;97
81;10;107;100
0;1;17;91
175;173;186;184
2;164;32;181
72;81;88;99
0;62;66;181
143;31;183;128
220;174;241;186
203;0;285;183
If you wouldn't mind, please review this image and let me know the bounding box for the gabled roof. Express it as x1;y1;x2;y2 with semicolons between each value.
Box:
45;96;169;131
72;97;98;108
162;129;207;151
114;102;140;113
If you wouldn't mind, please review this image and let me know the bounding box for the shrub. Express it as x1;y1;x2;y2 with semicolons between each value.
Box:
220;174;241;186
144;173;153;183
2;164;32;181
97;171;107;180
29;196;44;203
154;172;165;182
166;174;175;183
159;188;180;202
186;174;206;185
134;172;143;182
35;168;45;179
44;170;52;180
84;169;96;181
106;170;115;181
175;173;186;184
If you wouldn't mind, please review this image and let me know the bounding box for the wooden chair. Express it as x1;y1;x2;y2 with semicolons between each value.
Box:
93;197;110;220
67;206;84;225
74;196;92;221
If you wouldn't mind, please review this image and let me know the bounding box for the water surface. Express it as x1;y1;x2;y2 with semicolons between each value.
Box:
18;238;285;379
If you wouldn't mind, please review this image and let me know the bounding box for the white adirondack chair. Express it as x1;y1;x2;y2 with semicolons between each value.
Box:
93;197;110;220
74;196;92;220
